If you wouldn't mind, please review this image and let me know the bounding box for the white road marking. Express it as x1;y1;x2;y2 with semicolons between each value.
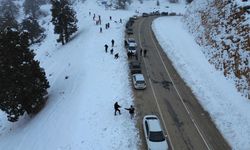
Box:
148;19;212;150
137;18;175;150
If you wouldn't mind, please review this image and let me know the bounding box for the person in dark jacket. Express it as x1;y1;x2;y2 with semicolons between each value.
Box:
144;49;147;57
104;44;108;52
114;102;121;115
111;39;115;47
125;105;135;119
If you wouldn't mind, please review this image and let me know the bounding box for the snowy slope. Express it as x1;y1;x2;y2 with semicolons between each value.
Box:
153;16;250;150
0;0;179;149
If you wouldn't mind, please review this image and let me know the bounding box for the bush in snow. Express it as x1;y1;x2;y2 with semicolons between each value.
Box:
0;28;50;122
51;0;78;45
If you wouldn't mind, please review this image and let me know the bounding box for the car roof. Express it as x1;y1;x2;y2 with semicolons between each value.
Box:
128;38;135;42
129;43;137;47
144;115;162;132
130;61;140;66
134;74;145;81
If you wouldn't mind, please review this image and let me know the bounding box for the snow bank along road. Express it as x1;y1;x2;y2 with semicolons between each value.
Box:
129;16;231;150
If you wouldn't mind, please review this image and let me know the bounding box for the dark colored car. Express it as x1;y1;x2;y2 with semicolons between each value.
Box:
142;13;149;17
129;61;141;74
126;28;133;34
161;12;168;16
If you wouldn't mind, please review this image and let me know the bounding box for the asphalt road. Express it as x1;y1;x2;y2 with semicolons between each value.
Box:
126;16;231;150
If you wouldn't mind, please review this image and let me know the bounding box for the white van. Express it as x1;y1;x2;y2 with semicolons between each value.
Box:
132;73;146;89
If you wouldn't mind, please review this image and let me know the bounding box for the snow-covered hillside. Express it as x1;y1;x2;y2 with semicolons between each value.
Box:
183;0;250;99
153;16;250;150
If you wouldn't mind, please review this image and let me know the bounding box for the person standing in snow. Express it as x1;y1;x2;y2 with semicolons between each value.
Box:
109;16;112;20
114;102;121;115
125;105;135;119
100;27;102;33
111;39;115;47
114;53;119;59
110;48;114;54
104;44;108;52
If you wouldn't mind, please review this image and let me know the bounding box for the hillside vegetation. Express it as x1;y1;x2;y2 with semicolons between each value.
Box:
183;0;249;99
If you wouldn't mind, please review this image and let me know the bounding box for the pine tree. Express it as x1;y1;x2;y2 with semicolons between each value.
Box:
51;0;78;45
23;0;40;18
116;0;127;9
0;0;19;30
0;28;50;122
21;16;45;44
0;0;19;18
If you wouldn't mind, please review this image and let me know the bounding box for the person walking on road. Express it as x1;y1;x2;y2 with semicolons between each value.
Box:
114;102;121;115
144;49;147;57
111;39;115;47
125;105;135;119
140;48;143;56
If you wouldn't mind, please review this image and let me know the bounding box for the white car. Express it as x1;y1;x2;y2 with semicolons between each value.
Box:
128;43;137;54
143;115;169;150
127;38;137;47
132;73;146;89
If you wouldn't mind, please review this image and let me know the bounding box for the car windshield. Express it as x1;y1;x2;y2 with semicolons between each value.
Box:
137;80;145;84
128;39;135;43
129;46;136;50
149;131;165;142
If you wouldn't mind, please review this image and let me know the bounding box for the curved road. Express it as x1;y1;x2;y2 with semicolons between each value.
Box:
127;16;231;150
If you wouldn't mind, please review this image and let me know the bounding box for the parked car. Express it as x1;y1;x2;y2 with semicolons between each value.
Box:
129;61;141;74
126;38;137;47
161;12;168;16
126;21;133;28
126;28;133;34
142;13;149;17
127;43;137;54
169;12;177;16
132;15;138;20
154;11;160;15
143;115;169;150
129;17;136;23
132;73;146;89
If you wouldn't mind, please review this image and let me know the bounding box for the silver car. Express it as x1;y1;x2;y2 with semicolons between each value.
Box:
143;115;169;150
132;73;146;89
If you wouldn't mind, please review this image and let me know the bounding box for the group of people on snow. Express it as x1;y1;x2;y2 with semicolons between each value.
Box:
114;102;135;119
88;12;136;119
104;39;119;59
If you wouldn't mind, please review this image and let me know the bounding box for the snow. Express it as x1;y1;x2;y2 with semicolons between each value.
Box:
0;0;249;149
152;16;250;150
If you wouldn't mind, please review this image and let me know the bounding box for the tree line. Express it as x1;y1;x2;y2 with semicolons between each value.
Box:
0;0;78;122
